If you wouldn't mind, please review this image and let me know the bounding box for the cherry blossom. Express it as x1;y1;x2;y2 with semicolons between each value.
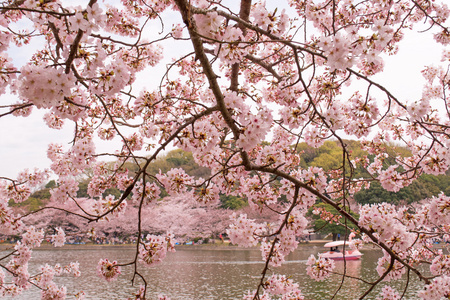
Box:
50;227;66;247
376;251;406;281
0;0;449;298
306;255;335;281
41;282;67;300
156;168;195;196
418;275;450;300
227;213;265;248
264;274;304;299
139;234;176;267
377;285;401;300
430;251;450;276
38;264;55;287
97;259;121;282
21;226;44;248
15;64;76;109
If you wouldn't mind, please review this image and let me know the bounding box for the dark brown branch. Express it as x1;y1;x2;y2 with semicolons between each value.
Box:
20;206;94;221
174;0;241;139
64;0;97;74
0;103;33;118
230;0;252;92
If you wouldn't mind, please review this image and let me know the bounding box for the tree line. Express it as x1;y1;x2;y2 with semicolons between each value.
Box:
12;141;449;243
15;141;449;212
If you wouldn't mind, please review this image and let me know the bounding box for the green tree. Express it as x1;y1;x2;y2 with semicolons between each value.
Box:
308;202;359;241
311;152;340;171
144;149;210;178
76;180;89;198
45;180;56;189
30;188;51;200
8;197;44;211
354;175;444;205
219;195;248;210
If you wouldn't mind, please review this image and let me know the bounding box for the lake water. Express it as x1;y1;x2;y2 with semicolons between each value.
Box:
2;245;425;299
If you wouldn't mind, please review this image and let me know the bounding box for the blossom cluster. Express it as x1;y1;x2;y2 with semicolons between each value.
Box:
306;255;335;281
359;203;415;253
262;274;304;299
131;181;161;204
1;235;81;298
376;251;406;281
139;233;176;267
227;213;265;248
418;275;450;300
156;168;195;196
50;227;66;247
0;0;450;299
377;285;401;300
15;65;76;109
97;258;121;282
260;210;309;267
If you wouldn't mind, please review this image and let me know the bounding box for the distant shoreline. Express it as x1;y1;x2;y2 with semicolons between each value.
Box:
1;240;381;252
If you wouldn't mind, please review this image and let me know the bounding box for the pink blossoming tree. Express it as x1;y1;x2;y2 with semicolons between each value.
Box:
0;0;450;299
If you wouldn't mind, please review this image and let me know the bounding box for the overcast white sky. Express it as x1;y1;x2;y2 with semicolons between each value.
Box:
0;6;445;179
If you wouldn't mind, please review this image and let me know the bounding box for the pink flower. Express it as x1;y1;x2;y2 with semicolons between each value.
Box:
22;226;44;248
70;262;81;277
193;11;224;38
51;227;66;247
39;264;55;286
261;239;285;267
418;275;450;300
172;24;184;39
156;168;194;196
16;64;75;109
97;259;121;282
264;274;302;297
14;242;31;265
127;285;146;300
306;255;335;281
131;181;161;204
139;235;170;267
226;213;264;248
377;285;401;300
251;3;272;31
41;282;67;300
376;252;405;281
69;11;90;32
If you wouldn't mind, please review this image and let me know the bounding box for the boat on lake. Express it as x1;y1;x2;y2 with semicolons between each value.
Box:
319;235;362;261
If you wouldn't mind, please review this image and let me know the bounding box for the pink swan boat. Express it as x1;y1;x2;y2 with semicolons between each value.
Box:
319;234;362;260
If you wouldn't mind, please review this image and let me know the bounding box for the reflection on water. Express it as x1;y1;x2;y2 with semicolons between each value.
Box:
1;245;424;299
